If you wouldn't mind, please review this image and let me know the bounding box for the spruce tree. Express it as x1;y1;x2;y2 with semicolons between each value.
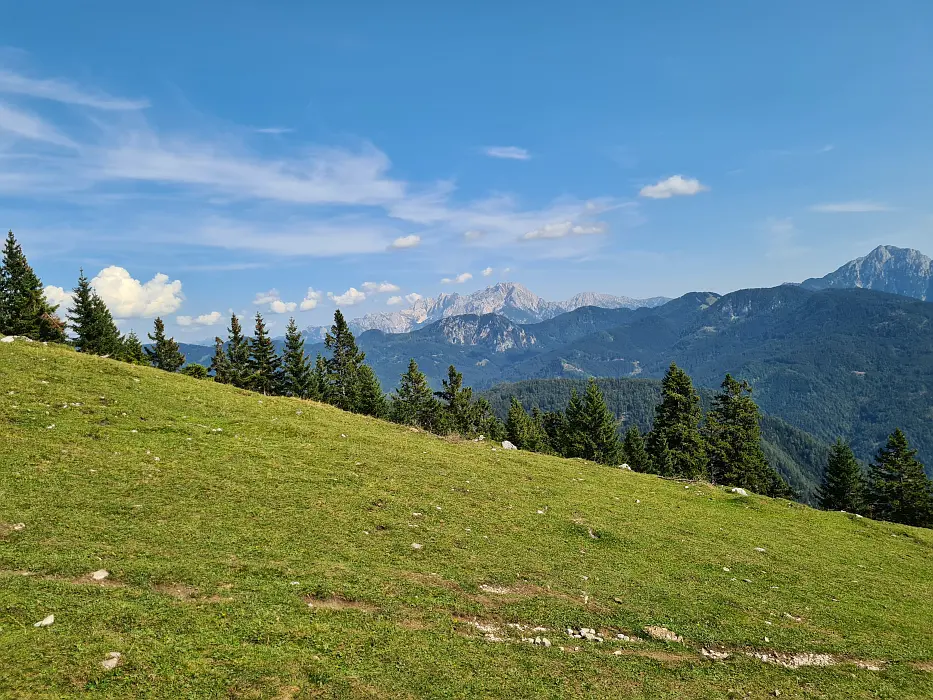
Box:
181;363;209;379
0;230;65;341
280;318;312;398
67;270;121;356
145;317;185;372
324;310;366;412
210;337;231;384
576;379;623;464
391;359;442;431
356;364;388;418
647;363;707;478
506;397;536;449
247;312;281;395
541;410;568;455
817;440;865;512
122;331;146;365
309;353;328;402
436;365;475;435
472;397;506;442
225;313;251;388
704;374;787;495
622;426;652;472
561;389;587;458
866;429;933;528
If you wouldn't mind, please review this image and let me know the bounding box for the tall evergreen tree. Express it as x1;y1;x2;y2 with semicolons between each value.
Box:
309;353;327;402
704;374;787;495
210;337;231;384
391;359;442;430
817;440;865;512
67;270;121;356
122;331;146;365
506;397;545;450
0;230;65;342
622;426;652;472
436;365;478;435
561;389;587;458
225;313;251;388
541;410;569;455
145;317;185;372
356;364;388;418
866;429;933;528
647;363;707;478
247;312;281;395
324;310;366;412
280;318;312;398
574;379;624;464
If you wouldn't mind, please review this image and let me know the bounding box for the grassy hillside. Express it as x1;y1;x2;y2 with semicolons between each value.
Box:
2;341;933;699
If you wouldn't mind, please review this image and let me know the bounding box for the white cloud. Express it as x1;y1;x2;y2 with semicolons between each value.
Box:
405;293;423;304
0;102;76;147
91;266;184;318
300;288;324;311
269;299;297;314
254;127;293;135
441;272;473;284
386;295;403;306
639;175;709;199
253;289;281;305
0;68;149;110
523;221;607;240
483;146;531;161
482;267;494;277
809;201;891;213
43;285;72;309
362;280;400;294
328;287;367;306
177;311;222;327
389;234;421;249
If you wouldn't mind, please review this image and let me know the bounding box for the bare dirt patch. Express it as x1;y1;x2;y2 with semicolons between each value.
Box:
154;583;199;600
911;661;933;672
304;595;376;613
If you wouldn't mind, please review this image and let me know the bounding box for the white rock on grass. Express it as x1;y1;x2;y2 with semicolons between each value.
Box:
501;440;518;450
730;487;749;496
34;614;55;628
90;569;110;581
101;652;121;670
411;543;424;550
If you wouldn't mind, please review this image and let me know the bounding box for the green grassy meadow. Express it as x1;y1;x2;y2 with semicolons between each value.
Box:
1;340;932;698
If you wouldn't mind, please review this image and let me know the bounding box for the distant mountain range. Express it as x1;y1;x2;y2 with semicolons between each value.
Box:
302;282;669;340
802;244;932;301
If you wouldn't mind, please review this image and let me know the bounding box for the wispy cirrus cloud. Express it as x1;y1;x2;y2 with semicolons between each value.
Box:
482;145;531;160
0;102;76;147
0;68;148;110
810;201;892;213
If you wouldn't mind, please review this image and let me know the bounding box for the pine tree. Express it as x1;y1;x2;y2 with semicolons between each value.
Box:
181;363;209;379
356;364;388;418
506;397;536;449
309;353;327;401
647;363;707;478
575;379;623;464
145;317;185;372
324;310;366;412
866;429;933;528
247;312;281;395
561;389;587;458
225;313;251;388
0;230;65;342
817;440;865;512
210;337;231;384
704;374;787;495
391;359;442;431
436;365;475;435
472;397;506;442
280;318;311;398
67;270;121;356
122;331;146;365
622;426;652;472
541;410;568;455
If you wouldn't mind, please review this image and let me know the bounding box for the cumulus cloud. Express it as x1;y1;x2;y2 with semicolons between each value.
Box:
43;285;72;309
482;267;494;277
362;281;400;294
809;201;891;213
177;311;222;327
253;289;281;305
523;221;607;240
639;175;709;199
300;288;324;311
328;287;367;306
386;296;403;306
441;272;473;284
270;300;297;314
483;146;531;160
405;293;423;304
389;234;421;249
91;266;184;318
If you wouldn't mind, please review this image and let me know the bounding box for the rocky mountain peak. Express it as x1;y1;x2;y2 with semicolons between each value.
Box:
802;245;932;301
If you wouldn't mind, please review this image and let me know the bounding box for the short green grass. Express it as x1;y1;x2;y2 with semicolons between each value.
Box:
2;341;932;699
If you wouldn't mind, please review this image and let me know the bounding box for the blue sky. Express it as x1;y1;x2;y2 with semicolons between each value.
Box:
2;1;932;338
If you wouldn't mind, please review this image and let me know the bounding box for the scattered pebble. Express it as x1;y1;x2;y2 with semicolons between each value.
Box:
11;523;25;531
101;651;121;670
46;424;55;430
90;569;109;581
411;543;423;550
722;567;731;572
33;614;55;628
644;626;683;643
755;547;767;553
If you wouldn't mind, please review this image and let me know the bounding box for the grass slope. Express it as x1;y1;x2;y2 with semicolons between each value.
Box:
2;341;933;699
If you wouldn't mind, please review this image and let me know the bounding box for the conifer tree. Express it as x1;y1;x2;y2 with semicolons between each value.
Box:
145;317;185;372
472;397;506;442
0;230;65;342
647;363;707;478
622;426;653;472
575;379;623;464
280;318;312;398
225;313;251;388
324;310;366;412
67;270;121;356
506;397;536;449
210;337;231;384
247;312;281;395
817;440;865;512
866;429;933;528
309;353;327;401
435;365;475;435
704;374;787;495
561;389;587;458
391;359;442;430
181;363;209;379
541;410;568;455
356;364;388;418
122;331;146;365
